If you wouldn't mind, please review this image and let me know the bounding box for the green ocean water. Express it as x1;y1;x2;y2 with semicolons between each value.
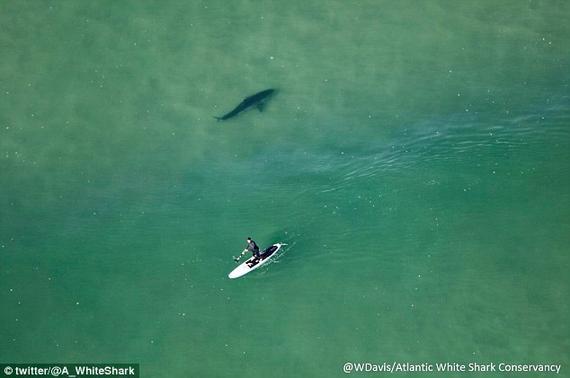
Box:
1;1;569;377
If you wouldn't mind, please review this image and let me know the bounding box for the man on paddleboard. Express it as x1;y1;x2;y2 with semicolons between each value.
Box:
234;237;261;262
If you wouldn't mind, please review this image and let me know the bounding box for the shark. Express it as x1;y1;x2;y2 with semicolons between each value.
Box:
215;89;276;121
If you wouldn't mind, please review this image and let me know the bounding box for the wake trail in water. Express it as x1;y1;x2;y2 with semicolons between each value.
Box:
316;104;570;194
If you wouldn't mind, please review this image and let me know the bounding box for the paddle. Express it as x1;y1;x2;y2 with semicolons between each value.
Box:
233;249;249;262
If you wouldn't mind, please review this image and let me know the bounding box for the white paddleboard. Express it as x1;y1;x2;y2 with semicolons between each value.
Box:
228;243;286;279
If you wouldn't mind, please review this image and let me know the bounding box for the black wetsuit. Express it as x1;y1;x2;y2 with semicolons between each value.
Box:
247;240;261;259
